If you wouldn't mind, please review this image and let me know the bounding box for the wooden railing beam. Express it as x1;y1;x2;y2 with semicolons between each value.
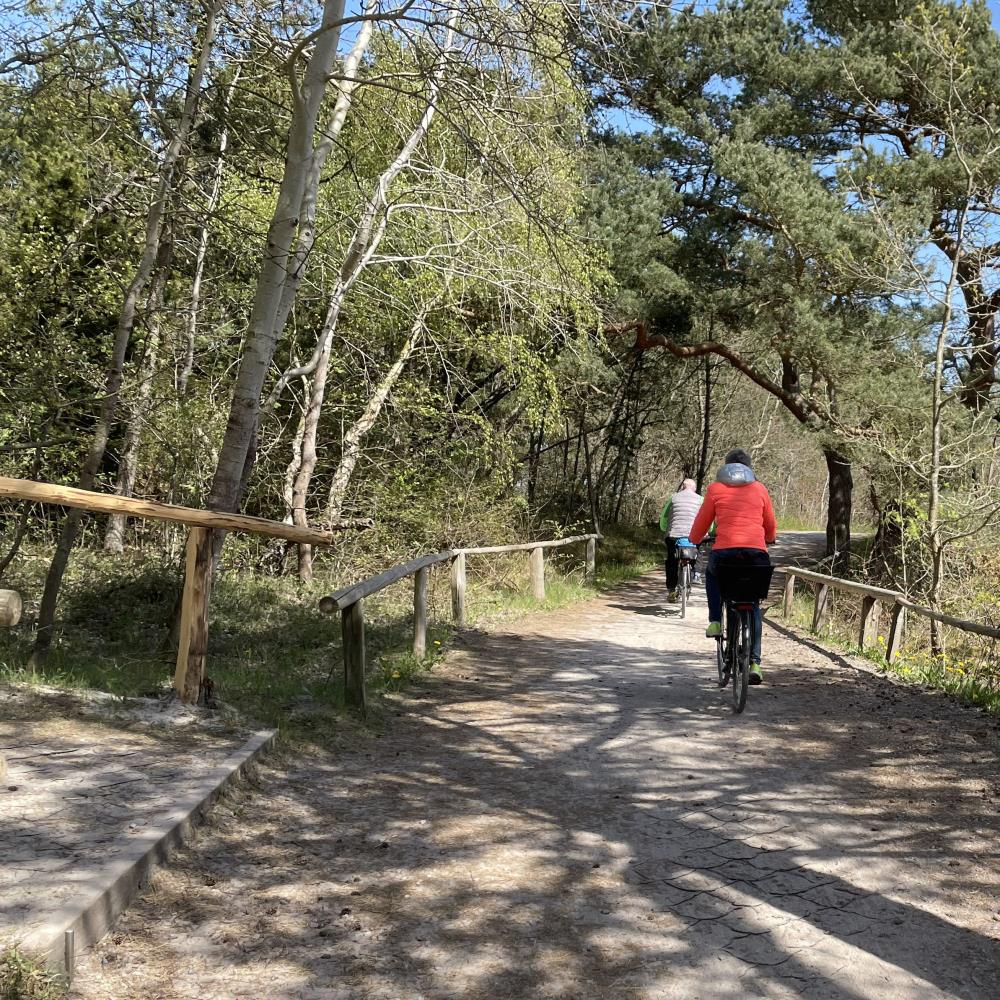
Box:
777;563;1000;663
0;475;369;546
319;535;601;713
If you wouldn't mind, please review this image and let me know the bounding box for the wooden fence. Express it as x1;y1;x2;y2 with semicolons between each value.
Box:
0;476;368;702
319;535;600;714
780;565;1000;662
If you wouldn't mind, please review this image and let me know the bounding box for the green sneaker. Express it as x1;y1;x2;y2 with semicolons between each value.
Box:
705;621;721;638
749;664;763;685
667;589;677;602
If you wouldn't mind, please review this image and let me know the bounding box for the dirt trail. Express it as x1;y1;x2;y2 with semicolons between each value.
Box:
71;535;1000;999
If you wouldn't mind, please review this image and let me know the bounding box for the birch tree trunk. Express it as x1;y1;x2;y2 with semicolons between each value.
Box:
32;2;221;661
325;316;425;520
206;0;359;516
179;68;239;397
284;17;457;582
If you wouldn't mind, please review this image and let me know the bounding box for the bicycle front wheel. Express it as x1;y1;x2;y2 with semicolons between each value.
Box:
732;608;751;713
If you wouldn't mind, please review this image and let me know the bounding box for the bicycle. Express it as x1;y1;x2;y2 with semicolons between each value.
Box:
675;537;699;619
713;559;773;713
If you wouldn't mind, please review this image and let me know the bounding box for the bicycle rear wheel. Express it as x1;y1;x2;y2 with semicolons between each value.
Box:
680;564;690;619
732;607;751;713
716;610;728;687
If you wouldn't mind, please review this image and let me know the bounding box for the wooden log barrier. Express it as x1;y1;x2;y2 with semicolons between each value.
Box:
530;545;545;601
451;552;466;626
341;600;367;713
413;566;428;659
320;534;600;713
812;582;830;632
858;595;880;651
0;475;368;546
0;589;22;627
173;527;214;704
782;573;795;618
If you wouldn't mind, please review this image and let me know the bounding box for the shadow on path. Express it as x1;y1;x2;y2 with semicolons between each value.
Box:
70;535;1000;1000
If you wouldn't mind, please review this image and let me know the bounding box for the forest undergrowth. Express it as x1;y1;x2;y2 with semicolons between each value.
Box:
0;527;661;743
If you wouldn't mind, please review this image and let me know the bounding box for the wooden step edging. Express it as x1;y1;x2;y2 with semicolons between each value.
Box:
18;728;275;981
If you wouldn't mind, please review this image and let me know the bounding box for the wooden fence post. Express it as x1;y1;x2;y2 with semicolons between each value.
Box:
812;582;830;632
174;526;213;704
858;596;880;651
451;552;466;626
413;566;428;659
886;602;906;662
782;573;795;618
341;599;367;713
530;545;545;600
585;536;596;583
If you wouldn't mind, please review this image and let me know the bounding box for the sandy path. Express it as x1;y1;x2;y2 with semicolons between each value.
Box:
71;536;1000;999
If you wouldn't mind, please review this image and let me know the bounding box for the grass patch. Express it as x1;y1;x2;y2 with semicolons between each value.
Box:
0;949;65;1000
0;526;660;740
776;515;823;532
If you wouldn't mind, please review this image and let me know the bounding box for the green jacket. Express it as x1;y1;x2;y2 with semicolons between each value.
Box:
659;500;673;534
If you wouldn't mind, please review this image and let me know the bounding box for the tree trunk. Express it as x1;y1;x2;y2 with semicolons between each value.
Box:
0;452;42;578
325;316;423;519
207;0;349;517
179;68;238;396
105;232;173;553
582;423;600;535
284;20;457;583
287;314;422;581
824;447;852;571
696;354;712;492
31;3;220;662
526;421;545;508
261;14;376;411
928;188;970;652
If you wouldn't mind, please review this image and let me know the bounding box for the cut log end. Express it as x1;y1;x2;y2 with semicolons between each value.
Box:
0;589;23;627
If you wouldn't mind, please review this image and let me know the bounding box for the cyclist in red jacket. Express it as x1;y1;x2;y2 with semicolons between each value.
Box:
688;448;777;685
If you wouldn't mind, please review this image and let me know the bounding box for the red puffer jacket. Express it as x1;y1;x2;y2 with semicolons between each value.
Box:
689;479;777;552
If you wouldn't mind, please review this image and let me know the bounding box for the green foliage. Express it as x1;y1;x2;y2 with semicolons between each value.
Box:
0;949;65;1000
